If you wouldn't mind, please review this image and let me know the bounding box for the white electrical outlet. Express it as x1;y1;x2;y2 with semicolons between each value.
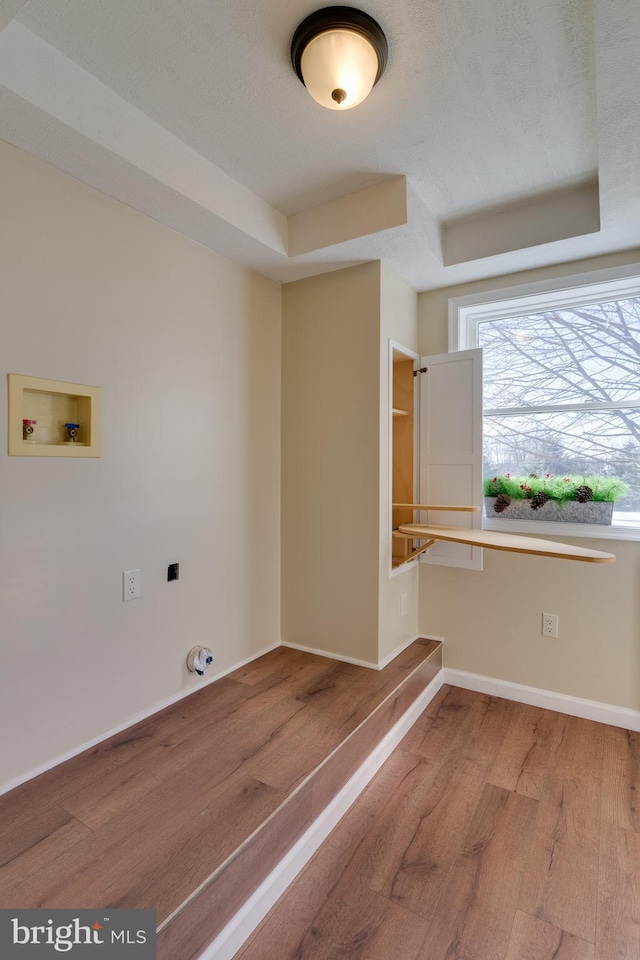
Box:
542;612;558;638
400;593;408;616
123;569;141;601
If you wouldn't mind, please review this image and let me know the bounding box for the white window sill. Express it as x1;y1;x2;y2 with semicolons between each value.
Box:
484;517;640;542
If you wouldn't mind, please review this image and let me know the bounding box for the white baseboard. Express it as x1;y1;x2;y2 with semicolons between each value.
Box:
192;669;445;960
281;641;379;670
0;641;281;797
443;668;640;732
283;634;443;672
2;635;438;796
377;633;420;670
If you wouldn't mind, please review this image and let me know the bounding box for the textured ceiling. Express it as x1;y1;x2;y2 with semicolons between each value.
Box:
1;0;639;289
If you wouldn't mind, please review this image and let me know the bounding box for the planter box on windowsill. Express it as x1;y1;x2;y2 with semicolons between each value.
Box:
484;497;614;525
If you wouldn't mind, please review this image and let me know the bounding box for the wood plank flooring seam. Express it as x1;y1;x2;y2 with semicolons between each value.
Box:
233;691;640;960
595;746;605;956
596;822;640;959
234;689;637;960
409;785;540;959
234;696;536;960
0;641;443;959
505;911;596;960
59;806;96;831
156;646;442;935
155;663;444;959
518;716;604;944
280;756;432;951
362;694;511;923
0;807;93;867
242;690;467;946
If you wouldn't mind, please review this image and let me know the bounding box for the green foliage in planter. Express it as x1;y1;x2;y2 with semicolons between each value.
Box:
483;473;628;503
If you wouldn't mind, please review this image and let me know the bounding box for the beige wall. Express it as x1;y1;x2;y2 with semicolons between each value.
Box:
418;250;640;709
419;249;640;356
281;262;421;668
378;262;419;663
5;130;638;793
0;141;282;787
281;264;381;665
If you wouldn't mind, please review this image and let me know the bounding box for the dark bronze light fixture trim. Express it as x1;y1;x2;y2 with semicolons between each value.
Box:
291;6;388;109
291;6;388;87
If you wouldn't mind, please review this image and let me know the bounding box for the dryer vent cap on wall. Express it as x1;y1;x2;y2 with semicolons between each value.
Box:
187;646;215;676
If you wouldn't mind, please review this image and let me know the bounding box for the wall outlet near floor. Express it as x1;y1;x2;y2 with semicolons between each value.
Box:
542;612;558;638
123;569;141;601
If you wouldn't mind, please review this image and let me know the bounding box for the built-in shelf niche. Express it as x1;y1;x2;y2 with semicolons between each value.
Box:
391;344;417;567
8;374;101;457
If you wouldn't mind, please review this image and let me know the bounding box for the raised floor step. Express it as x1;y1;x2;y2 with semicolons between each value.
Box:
158;639;442;960
0;639;442;960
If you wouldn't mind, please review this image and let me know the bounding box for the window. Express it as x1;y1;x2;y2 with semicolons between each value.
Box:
450;265;640;530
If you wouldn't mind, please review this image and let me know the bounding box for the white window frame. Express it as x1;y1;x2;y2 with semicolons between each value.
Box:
449;262;640;542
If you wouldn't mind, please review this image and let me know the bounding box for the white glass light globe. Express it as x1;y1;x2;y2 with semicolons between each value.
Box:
300;28;379;110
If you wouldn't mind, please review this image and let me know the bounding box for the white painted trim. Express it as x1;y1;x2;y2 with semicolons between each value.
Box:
443;668;640;732
389;558;418;577
448;262;640;352
0;641;281;797
447;263;640;542
377;633;420;670
0;23;288;254
377;633;444;670
419;348;483;571
483;516;640;542
194;669;445;960
388;339;420;579
389;340;420;361
485;399;640;417
281;641;379;670
3;637;439;795
283;636;443;671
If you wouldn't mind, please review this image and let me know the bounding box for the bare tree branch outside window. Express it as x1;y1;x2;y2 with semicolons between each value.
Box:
479;296;640;512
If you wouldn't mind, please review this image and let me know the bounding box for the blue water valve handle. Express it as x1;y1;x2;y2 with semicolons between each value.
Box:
64;422;80;442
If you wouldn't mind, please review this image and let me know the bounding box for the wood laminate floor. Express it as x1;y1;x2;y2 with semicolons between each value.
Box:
235;686;640;960
0;641;437;933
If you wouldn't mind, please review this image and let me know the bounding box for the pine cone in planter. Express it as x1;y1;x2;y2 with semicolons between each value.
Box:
575;485;593;503
494;494;511;513
530;491;550;510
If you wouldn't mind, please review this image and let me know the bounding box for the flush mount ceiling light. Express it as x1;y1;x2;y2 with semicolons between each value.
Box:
291;6;388;110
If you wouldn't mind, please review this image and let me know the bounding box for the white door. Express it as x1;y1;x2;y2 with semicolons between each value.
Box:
418;348;483;570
